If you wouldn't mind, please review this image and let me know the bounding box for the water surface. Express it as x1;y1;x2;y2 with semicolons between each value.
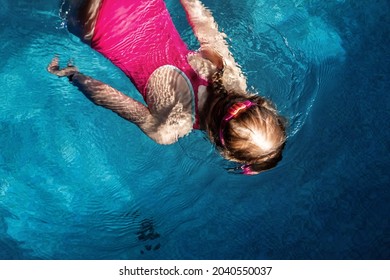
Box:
0;0;389;259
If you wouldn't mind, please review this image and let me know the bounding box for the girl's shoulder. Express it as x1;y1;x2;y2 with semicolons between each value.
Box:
144;65;195;144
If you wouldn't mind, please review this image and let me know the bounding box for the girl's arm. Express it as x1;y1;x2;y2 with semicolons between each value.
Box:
47;57;156;139
180;0;247;93
47;58;194;144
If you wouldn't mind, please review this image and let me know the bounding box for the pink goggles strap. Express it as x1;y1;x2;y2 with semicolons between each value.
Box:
219;100;256;146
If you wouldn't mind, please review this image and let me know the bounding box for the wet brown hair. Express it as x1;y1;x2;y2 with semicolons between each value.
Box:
203;70;287;174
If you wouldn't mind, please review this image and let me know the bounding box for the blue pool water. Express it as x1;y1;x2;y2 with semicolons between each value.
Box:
0;0;389;259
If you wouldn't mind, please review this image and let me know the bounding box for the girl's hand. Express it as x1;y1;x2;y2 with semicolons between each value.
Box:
47;57;79;77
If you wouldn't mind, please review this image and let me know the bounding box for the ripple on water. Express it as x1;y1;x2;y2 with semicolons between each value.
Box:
242;27;314;139
1;0;362;260
0;0;9;19
221;1;346;141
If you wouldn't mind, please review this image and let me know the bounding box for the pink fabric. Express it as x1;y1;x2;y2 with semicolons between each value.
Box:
91;0;208;128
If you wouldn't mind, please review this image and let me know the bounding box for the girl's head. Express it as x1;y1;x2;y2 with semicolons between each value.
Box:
206;71;286;175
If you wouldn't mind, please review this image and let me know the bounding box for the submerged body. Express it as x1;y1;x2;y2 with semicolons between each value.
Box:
49;0;286;174
92;0;206;96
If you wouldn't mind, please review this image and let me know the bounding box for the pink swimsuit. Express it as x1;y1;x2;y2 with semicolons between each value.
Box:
91;0;208;129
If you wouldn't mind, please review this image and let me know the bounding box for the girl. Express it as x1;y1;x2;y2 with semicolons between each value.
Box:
48;0;286;175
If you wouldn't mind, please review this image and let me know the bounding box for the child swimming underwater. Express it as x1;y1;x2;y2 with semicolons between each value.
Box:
48;0;286;175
